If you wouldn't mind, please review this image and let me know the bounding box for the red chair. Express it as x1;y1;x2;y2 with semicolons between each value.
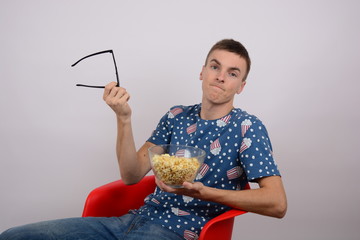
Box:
82;175;248;240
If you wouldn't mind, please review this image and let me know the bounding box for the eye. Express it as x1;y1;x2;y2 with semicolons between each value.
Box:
229;72;238;78
210;65;219;70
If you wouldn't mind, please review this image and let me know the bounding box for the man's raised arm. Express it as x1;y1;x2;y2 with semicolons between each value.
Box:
103;82;153;184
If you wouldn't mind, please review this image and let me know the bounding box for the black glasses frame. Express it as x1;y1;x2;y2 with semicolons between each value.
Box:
71;50;119;88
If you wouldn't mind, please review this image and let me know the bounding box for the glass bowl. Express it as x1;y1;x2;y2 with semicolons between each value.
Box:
148;144;206;188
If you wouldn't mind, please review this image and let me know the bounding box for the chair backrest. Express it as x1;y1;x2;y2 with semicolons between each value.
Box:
82;175;248;239
82;175;156;217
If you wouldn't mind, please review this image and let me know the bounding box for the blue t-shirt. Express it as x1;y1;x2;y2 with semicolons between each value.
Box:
134;104;280;239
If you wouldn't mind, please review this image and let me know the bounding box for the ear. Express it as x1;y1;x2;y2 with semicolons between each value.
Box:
199;66;205;81
236;81;246;94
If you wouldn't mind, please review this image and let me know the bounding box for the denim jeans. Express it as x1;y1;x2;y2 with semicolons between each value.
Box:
0;214;183;240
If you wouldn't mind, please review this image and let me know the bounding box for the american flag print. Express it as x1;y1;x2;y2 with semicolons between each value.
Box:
184;230;199;240
241;119;252;137
186;123;197;134
171;207;190;216
196;163;209;180
151;198;160;205
227;166;242;180
175;149;186;157
240;138;252;153
221;114;231;123
210;138;221;155
216;114;232;127
168;107;183;118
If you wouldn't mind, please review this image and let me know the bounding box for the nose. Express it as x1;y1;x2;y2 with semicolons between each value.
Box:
216;70;226;83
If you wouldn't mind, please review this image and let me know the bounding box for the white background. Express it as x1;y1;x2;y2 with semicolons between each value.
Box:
1;0;359;239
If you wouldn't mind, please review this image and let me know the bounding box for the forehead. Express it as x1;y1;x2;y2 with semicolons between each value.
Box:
206;50;247;69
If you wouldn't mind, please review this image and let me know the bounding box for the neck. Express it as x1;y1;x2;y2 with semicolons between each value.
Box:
200;101;234;120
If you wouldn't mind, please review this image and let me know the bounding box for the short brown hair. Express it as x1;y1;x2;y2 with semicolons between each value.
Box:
205;39;251;81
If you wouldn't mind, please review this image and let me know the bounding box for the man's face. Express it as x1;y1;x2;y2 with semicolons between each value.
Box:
200;49;247;105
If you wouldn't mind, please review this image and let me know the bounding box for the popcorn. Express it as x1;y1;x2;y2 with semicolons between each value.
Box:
152;154;200;187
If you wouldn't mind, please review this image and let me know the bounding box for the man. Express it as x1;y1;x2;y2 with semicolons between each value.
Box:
0;39;286;240
103;39;287;238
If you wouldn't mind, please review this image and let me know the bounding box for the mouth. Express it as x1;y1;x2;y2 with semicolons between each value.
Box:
211;84;224;91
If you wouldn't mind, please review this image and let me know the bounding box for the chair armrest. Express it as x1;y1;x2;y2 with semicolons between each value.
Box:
82;175;156;217
199;183;250;240
199;209;247;240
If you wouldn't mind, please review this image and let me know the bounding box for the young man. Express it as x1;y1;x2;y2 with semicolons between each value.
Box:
0;39;286;240
103;39;287;237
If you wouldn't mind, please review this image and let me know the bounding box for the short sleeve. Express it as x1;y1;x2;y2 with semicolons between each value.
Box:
238;118;280;182
147;106;183;145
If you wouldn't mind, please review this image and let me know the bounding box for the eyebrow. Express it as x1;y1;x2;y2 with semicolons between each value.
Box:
209;58;241;73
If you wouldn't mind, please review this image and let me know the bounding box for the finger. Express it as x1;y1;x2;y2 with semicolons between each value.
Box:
182;182;193;189
118;92;130;104
103;82;117;100
126;92;131;101
114;88;127;99
108;89;128;107
159;180;174;192
156;178;166;191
